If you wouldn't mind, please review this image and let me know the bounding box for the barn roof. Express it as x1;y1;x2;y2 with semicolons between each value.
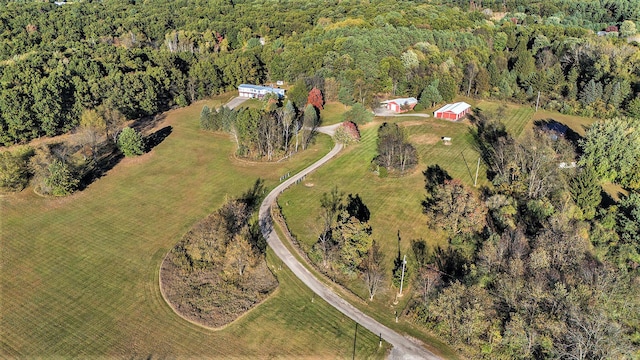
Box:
380;97;418;105
434;102;471;115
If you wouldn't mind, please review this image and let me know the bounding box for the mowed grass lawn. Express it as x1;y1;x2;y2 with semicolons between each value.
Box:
278;101;540;307
321;102;351;125
0;96;387;358
280;101;538;264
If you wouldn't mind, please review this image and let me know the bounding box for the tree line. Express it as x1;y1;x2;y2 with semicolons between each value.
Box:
2;0;639;146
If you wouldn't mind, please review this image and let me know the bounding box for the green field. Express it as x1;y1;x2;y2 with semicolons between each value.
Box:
278;114;492;357
0;97;388;358
321;102;351;125
279;107;518;259
280;99;577;262
280;100;539;265
278;100;580;353
472;100;537;138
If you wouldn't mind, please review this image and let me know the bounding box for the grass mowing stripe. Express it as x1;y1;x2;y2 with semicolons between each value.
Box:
1;96;386;358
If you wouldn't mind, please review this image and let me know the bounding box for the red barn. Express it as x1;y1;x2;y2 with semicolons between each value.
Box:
381;97;418;113
433;102;471;121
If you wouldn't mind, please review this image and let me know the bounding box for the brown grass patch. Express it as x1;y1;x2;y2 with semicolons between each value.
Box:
399;120;427;127
118;151;155;166
409;133;440;145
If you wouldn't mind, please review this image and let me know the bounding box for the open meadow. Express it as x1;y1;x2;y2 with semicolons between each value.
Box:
0;96;388;358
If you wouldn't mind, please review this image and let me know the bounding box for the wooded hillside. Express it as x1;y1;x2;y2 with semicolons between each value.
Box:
1;0;640;145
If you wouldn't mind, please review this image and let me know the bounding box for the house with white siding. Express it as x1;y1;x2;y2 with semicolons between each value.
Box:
238;84;285;99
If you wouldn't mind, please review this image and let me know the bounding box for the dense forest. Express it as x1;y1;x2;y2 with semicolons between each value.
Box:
1;0;640;145
2;0;640;358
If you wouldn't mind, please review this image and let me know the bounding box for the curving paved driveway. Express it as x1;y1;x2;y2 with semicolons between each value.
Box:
258;124;442;360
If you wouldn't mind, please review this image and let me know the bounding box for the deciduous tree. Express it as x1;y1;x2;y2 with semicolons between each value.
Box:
423;179;487;238
362;240;385;300
117;127;145;157
375;122;417;173
307;87;324;110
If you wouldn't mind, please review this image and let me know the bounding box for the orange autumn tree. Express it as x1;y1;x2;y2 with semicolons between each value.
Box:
307;87;324;110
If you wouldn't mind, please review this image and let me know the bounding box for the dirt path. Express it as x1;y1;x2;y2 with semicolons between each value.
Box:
258;125;442;360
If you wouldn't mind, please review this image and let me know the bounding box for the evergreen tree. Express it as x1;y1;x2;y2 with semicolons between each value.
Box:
627;98;640;119
437;75;457;103
580;79;603;106
569;166;601;220
342;103;373;125
0;150;29;191
200;105;212;130
45;159;79;196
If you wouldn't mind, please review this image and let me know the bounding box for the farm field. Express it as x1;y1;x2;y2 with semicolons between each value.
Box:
0;96;387;358
530;109;598;137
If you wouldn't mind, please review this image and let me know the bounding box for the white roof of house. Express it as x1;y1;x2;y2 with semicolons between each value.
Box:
434;102;471;115
381;97;418;105
238;84;285;94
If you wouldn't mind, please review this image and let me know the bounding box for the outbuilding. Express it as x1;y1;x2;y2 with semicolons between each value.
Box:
381;97;418;113
238;84;285;99
433;102;471;121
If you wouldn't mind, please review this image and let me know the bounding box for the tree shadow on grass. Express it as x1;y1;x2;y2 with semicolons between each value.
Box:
132;113;167;134
145;125;173;152
78;146;124;190
533;119;582;152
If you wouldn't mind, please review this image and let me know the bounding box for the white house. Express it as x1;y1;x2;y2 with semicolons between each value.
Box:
238;84;285;99
380;97;418;113
433;102;471;121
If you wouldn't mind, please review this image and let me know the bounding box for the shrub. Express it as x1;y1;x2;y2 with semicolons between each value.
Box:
0;149;31;191
342;103;373;124
334;121;360;145
117;127;145;157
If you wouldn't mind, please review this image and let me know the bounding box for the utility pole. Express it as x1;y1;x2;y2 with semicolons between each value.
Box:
536;90;541;111
399;255;407;296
